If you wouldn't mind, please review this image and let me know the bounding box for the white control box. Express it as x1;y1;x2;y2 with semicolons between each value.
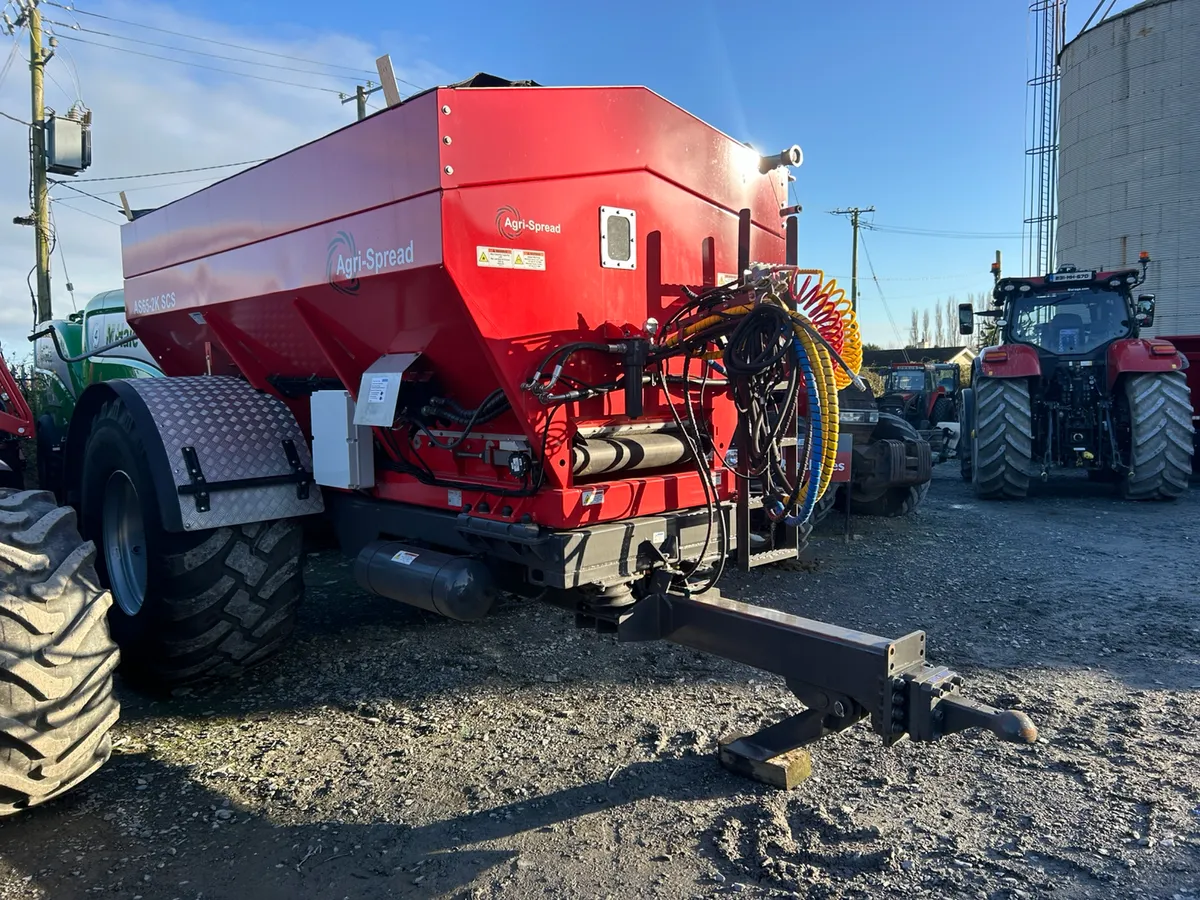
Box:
311;390;375;489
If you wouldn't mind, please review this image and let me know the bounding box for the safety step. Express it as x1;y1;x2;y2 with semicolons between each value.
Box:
745;546;800;568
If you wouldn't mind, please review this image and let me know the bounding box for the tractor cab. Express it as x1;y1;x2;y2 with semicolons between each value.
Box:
879;363;959;429
934;363;960;395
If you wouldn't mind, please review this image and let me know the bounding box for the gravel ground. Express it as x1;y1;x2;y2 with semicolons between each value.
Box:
2;465;1199;900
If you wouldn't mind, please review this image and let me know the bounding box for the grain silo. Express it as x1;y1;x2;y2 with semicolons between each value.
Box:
1056;0;1200;336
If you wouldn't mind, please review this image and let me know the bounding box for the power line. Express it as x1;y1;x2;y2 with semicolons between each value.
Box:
866;223;1025;239
45;19;361;83
47;203;78;311
49;33;346;94
112;173;244;194
70;159;266;182
0;29;23;91
857;229;908;353
48;178;125;209
50;198;123;225
47;1;425;88
0;108;30;125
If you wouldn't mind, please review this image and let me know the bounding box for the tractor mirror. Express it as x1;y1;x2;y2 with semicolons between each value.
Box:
957;303;975;335
1136;294;1155;328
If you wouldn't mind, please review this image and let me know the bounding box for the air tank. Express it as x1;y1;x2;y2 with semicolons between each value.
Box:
1056;0;1200;336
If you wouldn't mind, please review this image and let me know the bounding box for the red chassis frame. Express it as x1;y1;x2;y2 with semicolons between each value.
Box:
118;84;789;530
0;352;34;440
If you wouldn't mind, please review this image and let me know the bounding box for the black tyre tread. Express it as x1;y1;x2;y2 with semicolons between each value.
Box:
83;399;304;689
0;489;120;816
1121;371;1195;501
851;480;930;518
120;518;303;687
930;396;956;425
973;378;1033;500
848;413;932;517
958;393;973;482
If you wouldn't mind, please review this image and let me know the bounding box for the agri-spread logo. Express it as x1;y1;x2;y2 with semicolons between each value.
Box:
495;205;561;240
326;230;415;295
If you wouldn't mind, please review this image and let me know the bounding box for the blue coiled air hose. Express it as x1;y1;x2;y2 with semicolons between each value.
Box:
768;335;823;527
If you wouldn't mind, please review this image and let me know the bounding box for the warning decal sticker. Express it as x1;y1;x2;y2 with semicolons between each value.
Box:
476;246;546;271
391;550;419;565
367;375;390;404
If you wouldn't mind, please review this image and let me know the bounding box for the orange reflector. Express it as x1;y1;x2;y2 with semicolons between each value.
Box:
1149;341;1176;356
1139;250;1150;262
982;349;1008;363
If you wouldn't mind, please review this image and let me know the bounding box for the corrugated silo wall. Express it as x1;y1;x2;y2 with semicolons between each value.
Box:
1056;0;1200;337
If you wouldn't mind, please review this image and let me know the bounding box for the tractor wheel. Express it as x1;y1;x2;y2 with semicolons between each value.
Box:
972;377;1032;500
1120;371;1194;501
849;413;931;517
958;387;975;482
931;396;956;427
80;397;305;690
0;489;120;816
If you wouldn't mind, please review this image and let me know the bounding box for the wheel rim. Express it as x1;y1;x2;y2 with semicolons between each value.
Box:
103;470;148;616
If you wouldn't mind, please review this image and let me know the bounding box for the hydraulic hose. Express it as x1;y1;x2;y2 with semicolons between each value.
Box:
792;274;862;390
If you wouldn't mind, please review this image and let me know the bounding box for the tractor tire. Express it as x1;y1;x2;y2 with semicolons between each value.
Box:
931;396;956;427
0;489;120;816
1120;371;1194;501
849;413;931;518
958;387;975;482
80;397;305;690
972;377;1033;500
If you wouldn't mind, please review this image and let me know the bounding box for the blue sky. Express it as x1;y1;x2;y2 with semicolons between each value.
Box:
174;0;1140;346
0;0;1141;352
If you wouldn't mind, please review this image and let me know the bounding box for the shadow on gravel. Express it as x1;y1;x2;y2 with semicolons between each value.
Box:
1;750;744;900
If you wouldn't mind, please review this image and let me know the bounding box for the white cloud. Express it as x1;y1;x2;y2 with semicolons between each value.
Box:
0;0;447;362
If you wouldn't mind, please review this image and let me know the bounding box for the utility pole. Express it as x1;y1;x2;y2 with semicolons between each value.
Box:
28;0;53;323
340;82;381;121
829;207;874;315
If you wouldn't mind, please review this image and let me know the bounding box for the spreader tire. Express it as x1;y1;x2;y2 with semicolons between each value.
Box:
80;397;305;689
972;377;1032;500
0;490;120;816
1120;371;1194;501
849;414;931;518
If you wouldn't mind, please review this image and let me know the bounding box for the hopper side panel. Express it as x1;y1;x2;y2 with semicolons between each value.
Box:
121;92;442;279
436;86;786;232
125;192;445;380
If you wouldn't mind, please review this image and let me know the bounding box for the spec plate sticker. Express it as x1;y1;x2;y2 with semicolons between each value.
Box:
581;488;605;507
367;375;389;404
391;550;419;565
477;246;546;270
447;489;463;508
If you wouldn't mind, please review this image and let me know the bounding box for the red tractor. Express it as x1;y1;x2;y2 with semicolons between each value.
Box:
957;254;1195;499
877;362;960;430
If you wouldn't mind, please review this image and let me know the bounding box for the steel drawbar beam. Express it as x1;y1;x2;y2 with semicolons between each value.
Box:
618;587;1037;754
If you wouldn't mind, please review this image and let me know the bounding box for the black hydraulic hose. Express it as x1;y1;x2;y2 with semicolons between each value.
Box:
29;326;139;364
